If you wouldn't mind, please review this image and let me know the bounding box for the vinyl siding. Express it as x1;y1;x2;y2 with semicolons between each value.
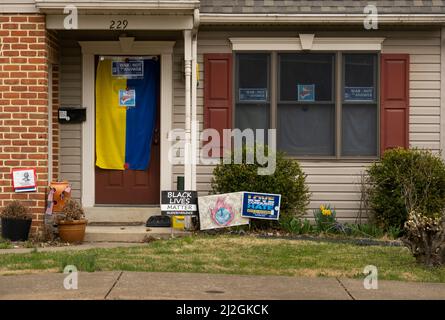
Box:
58;29;442;219
170;29;442;221
382;32;441;152
59;39;82;200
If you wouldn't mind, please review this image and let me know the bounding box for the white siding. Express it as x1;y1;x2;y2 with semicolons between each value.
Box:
58;29;442;219
59;39;82;200
174;29;442;221
382;32;442;153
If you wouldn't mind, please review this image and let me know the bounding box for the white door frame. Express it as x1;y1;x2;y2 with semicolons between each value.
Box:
79;40;175;207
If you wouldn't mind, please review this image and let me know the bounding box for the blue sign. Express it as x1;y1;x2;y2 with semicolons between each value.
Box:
344;87;374;101
239;88;267;102
241;192;281;220
119;89;136;108
112;60;144;78
297;84;315;102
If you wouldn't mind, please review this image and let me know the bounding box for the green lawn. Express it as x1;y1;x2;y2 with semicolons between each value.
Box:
0;239;12;249
0;235;444;282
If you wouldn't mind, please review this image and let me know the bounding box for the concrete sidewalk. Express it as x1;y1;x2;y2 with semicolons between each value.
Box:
0;271;444;300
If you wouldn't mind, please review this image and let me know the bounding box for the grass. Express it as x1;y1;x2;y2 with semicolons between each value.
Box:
0;238;37;250
0;238;12;249
0;234;444;282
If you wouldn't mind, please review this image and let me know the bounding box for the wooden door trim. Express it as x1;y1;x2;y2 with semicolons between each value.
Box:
80;41;174;207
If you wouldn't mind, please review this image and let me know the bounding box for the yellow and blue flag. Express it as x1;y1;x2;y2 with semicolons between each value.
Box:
95;57;159;170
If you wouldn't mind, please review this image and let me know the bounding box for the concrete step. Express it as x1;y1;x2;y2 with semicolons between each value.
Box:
84;225;190;243
84;206;161;224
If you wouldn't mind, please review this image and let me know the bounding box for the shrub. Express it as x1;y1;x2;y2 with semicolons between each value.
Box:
402;210;445;266
211;145;310;226
0;201;32;220
61;199;85;221
367;148;445;230
313;204;337;232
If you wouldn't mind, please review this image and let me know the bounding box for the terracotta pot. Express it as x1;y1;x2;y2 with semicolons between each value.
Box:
58;219;87;243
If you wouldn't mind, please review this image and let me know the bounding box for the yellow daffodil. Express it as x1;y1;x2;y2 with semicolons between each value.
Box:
320;205;325;211
322;209;332;216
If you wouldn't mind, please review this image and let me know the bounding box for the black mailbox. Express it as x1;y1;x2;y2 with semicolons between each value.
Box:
58;108;86;124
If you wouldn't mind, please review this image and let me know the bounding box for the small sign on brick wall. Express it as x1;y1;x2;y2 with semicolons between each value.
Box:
12;168;37;193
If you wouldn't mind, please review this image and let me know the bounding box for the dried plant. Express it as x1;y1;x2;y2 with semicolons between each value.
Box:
402;210;445;266
61;199;85;221
357;172;371;224
0;201;32;220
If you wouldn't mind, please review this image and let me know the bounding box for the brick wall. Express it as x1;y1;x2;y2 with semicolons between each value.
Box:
0;14;59;237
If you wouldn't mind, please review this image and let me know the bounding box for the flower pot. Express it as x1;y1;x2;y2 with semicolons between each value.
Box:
58;219;87;243
1;218;32;241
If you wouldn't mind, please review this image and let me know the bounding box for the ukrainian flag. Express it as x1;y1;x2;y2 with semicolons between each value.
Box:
95;57;159;170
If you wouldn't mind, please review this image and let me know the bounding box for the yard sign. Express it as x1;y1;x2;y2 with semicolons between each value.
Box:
161;191;198;216
241;192;281;220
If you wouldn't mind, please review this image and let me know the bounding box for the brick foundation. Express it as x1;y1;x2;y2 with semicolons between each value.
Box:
0;14;59;237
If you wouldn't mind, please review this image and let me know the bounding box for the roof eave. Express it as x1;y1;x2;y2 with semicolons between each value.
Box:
199;13;445;26
35;0;200;11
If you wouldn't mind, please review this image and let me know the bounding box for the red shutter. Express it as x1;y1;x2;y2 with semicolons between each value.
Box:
204;53;233;157
380;54;409;156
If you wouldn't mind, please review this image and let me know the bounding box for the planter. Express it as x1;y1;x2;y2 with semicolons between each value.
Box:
1;218;32;241
58;219;87;243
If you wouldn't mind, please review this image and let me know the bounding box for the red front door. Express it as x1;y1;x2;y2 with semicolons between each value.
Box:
95;133;160;205
94;56;160;205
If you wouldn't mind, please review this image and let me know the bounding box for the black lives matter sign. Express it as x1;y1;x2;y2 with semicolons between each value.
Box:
161;191;198;216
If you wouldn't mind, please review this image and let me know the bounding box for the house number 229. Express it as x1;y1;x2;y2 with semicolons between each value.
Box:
109;19;128;30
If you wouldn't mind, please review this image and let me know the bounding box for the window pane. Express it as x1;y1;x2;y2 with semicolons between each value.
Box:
237;53;269;102
342;53;378;156
278;104;335;156
342;104;377;156
235;53;270;134
344;54;376;102
235;104;269;132
279;53;334;102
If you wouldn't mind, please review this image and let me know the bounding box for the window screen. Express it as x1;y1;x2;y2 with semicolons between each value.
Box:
342;54;378;156
279;53;334;102
235;53;270;132
278;53;335;156
233;51;380;159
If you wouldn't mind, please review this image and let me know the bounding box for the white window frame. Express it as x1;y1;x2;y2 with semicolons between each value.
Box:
229;35;385;51
230;36;384;160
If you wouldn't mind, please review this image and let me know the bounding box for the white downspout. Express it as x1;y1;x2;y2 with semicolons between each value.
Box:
191;8;199;191
183;29;193;190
